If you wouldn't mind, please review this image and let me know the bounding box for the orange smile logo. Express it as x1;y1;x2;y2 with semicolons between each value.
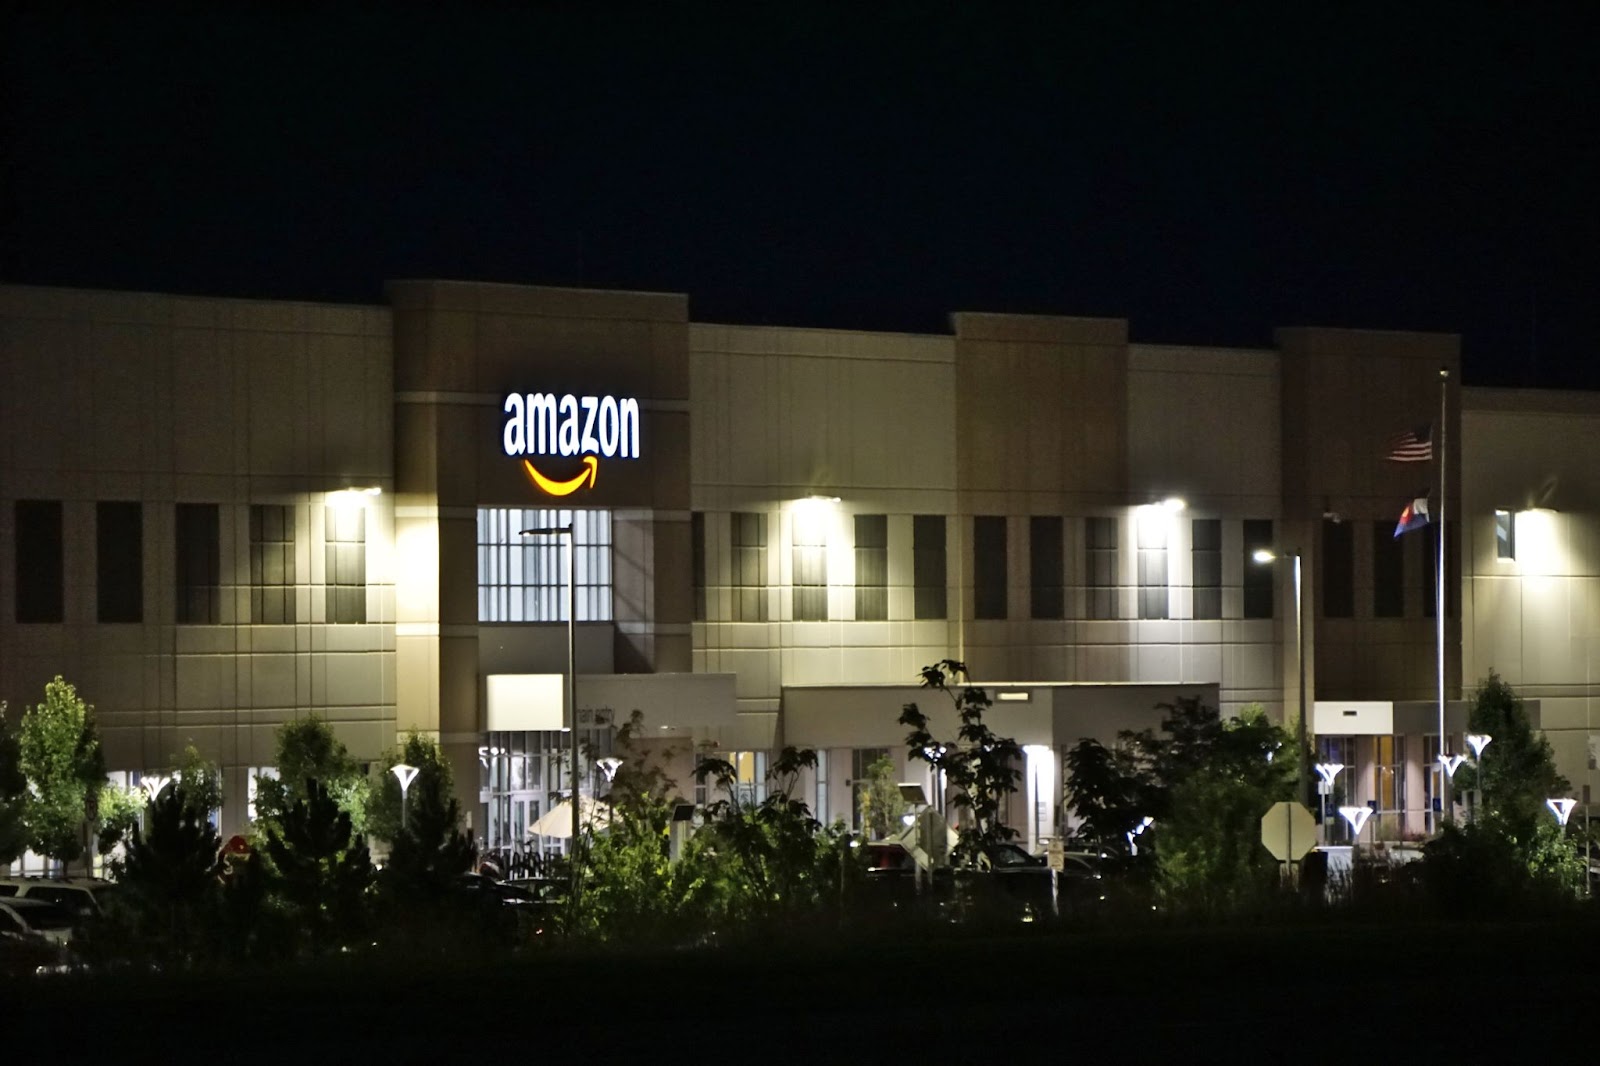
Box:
522;455;599;497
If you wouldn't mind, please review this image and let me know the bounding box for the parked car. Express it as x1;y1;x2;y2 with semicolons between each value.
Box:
0;878;118;923
0;899;77;947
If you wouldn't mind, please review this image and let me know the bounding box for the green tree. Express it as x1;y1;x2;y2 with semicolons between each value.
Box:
263;777;374;956
579;790;681;944
856;754;906;840
252;715;368;835
375;767;479;952
174;744;224;826
1062;736;1145;849
900;659;1022;866
684;746;851;936
18;676;106;871
604;710;682;813
1423;673;1584;911
96;782;146;855
0;703;28;866
88;783;224;967
1453;672;1569;833
366;731;455;844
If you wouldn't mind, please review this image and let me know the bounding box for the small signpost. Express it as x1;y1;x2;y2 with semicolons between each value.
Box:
1261;800;1317;884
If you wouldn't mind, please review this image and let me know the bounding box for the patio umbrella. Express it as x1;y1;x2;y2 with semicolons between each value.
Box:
527;796;614;839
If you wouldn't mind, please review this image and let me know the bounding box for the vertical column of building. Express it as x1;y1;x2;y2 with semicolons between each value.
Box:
950;313;1130;682
388;282;484;811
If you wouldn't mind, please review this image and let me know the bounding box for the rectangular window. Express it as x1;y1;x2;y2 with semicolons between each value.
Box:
691;511;706;622
1029;516;1064;620
854;514;887;621
1372;734;1406;840
913;515;947;620
97;501;143;623
175;504;221;625
1317;736;1355;843
1373;521;1404;618
731;511;768;622
324;505;367;624
1423;522;1459;618
1086;516;1118;620
973;516;1007;620
476;507;613;622
15;499;63;623
1191;519;1222;620
814;749;830;825
851;747;890;832
1136;511;1169;620
1322;518;1354;619
1494;510;1515;561
792;508;828;621
250;504;297;624
1242;519;1274;619
96;499;143;624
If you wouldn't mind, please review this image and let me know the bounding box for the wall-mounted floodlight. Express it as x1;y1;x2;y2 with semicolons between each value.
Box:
328;486;382;504
1252;548;1276;564
391;763;420;830
1438;753;1467;779
1547;797;1578;826
1338;805;1372;837
1465;733;1492;759
996;690;1031;702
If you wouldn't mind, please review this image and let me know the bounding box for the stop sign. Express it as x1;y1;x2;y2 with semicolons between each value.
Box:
1260;800;1317;862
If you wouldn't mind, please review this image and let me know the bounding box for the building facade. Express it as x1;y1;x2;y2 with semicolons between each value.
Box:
2;280;1595;867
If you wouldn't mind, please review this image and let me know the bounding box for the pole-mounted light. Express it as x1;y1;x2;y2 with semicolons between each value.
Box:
391;763;419;830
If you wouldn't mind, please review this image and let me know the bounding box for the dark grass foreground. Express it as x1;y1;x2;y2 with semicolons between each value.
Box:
7;916;1598;1062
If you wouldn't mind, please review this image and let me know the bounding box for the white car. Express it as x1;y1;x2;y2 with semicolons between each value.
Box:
0;898;76;946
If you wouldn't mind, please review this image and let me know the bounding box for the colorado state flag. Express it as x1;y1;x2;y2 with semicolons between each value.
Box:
1394;495;1430;537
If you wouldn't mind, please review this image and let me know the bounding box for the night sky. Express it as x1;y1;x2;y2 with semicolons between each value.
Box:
3;7;1596;388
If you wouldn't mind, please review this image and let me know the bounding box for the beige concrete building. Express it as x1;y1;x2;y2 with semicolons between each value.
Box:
2;279;1594;869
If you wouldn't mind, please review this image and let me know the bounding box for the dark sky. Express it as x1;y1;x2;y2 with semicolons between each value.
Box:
3;6;1597;387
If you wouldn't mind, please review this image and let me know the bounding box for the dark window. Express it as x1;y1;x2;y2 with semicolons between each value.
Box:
732;512;767;622
325;505;367;623
913;515;946;620
854;514;887;621
1029;516;1064;620
1242;519;1274;619
691;512;706;622
1136;512;1169;620
1322;519;1354;619
792;509;828;622
1494;510;1515;561
97;501;143;623
250;504;297;624
1086;516;1118;620
973;516;1007;620
176;504;221;625
1373;521;1404;618
1192;519;1222;620
15;500;63;623
1423;522;1459;618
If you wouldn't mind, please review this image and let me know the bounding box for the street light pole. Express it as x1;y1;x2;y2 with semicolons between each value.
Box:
1254;548;1309;811
391;763;419;832
520;524;579;909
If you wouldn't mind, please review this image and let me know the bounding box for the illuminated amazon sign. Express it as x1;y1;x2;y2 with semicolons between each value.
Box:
502;392;641;496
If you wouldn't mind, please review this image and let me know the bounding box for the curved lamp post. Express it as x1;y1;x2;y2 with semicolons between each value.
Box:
391;763;419;831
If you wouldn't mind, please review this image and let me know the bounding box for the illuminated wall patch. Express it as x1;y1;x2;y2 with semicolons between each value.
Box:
503;392;641;496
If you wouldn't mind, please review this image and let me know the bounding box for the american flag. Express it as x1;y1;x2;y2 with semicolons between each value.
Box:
1386;424;1432;463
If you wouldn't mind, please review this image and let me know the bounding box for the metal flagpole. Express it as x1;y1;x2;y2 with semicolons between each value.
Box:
1438;367;1449;823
